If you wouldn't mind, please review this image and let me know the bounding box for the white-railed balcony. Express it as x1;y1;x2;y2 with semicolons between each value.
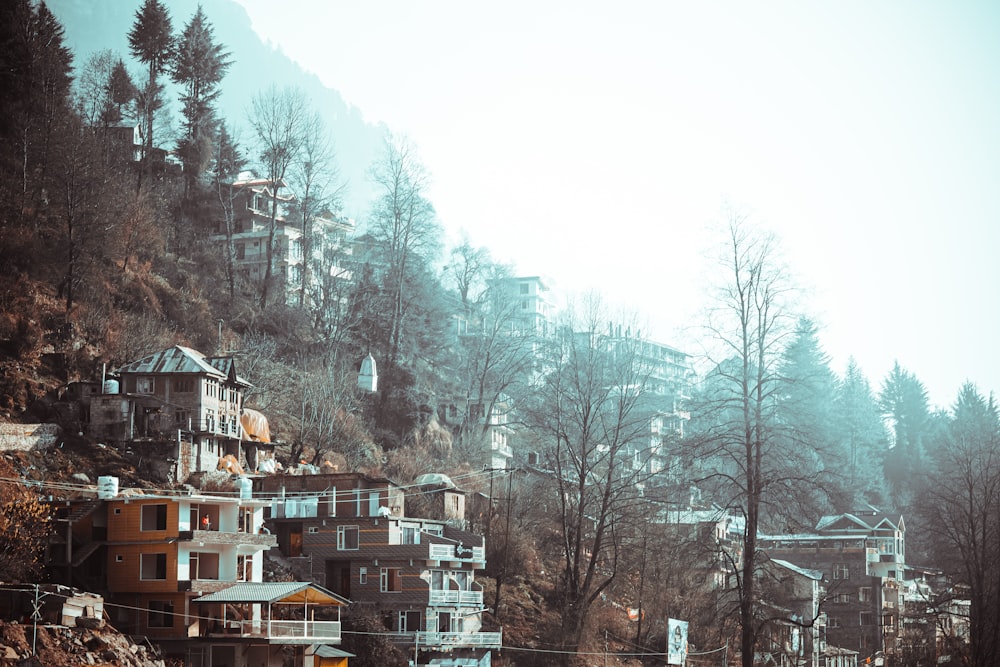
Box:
428;589;483;606
429;543;486;563
416;629;502;650
205;619;341;644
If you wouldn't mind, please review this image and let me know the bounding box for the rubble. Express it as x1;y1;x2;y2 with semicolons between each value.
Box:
0;620;174;667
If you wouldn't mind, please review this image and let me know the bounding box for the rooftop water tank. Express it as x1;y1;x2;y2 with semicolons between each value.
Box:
102;379;119;395
97;476;119;499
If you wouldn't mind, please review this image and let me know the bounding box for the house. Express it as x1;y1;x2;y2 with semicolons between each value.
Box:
756;559;825;667
46;479;348;665
256;472;501;667
88;345;274;481
760;509;906;664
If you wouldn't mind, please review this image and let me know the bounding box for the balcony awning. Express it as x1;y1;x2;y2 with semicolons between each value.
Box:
193;582;349;606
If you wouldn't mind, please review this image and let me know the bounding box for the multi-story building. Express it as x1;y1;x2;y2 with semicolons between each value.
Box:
488;275;553;338
212;173;355;308
88;345;274;480
758;559;825;667
256;472;501;667
760;509;906;664
47;480;349;666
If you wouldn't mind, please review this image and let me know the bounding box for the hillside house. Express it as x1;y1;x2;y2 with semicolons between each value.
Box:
760;510;906;664
88;345;274;481
46;481;349;666
256;472;500;667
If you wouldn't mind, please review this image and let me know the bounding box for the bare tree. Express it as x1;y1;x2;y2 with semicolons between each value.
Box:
687;210;802;667
367;134;441;368
289;110;345;309
525;295;655;664
247;85;307;310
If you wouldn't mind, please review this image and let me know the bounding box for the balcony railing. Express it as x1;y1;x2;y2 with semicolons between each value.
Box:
207;619;341;643
415;630;502;649
428;590;483;606
178;529;277;548
429;544;485;562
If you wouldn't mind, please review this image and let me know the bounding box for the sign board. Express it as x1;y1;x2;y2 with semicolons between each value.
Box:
455;544;473;558
667;618;688;665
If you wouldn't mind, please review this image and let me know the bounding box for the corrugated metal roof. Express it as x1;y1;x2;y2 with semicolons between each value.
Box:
312;646;355;658
116;345;226;378
193;582;349;605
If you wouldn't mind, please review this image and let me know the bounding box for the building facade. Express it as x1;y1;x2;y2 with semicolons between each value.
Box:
256;472;500;667
89;345;274;481
47;482;348;666
760;510;906;664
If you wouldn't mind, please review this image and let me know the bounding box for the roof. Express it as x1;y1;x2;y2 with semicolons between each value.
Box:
312;646;355;658
115;346;250;387
770;558;823;581
193;582;350;606
413;473;457;489
815;511;903;533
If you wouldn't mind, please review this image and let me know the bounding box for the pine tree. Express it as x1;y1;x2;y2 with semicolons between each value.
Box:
171;5;231;195
127;0;173;178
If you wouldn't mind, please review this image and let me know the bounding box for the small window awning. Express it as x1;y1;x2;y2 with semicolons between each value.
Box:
194;582;349;606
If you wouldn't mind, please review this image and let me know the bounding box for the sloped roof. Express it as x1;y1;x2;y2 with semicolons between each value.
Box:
117;345;226;378
193;582;349;606
770;558;823;581
312;646;355;658
116;346;251;387
816;511;903;533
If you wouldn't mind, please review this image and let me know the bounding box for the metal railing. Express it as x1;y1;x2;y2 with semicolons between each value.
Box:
415;630;501;649
428;590;483;606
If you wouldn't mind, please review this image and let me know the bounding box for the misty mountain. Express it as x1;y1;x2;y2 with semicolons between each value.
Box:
47;0;387;221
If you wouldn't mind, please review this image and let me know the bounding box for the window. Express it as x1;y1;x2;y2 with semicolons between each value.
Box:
359;567;367;585
399;610;420;632
140;504;168;531
828;616;841;628
381;567;402;592
859;587;872;602
519;283;529;294
140;553;167;580
308;526;319;534
148;601;174;628
175;410;190;428
833;563;850;580
337;526;359;550
833;593;851;604
431;570;446;590
173;378;193;393
401;523;418;544
883;614;895;628
137;377;154;394
115;554;123;563
236;243;245;260
860;611;875;626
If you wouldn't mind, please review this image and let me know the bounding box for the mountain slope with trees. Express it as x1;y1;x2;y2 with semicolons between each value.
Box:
1;2;998;665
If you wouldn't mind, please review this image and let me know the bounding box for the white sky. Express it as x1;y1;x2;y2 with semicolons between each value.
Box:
235;0;1000;409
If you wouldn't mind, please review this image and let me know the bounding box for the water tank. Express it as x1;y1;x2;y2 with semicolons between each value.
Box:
237;476;252;500
97;476;119;499
102;379;119;395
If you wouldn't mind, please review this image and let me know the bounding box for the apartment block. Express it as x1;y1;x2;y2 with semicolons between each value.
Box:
256;472;500;667
47;480;349;666
760;510;906;664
